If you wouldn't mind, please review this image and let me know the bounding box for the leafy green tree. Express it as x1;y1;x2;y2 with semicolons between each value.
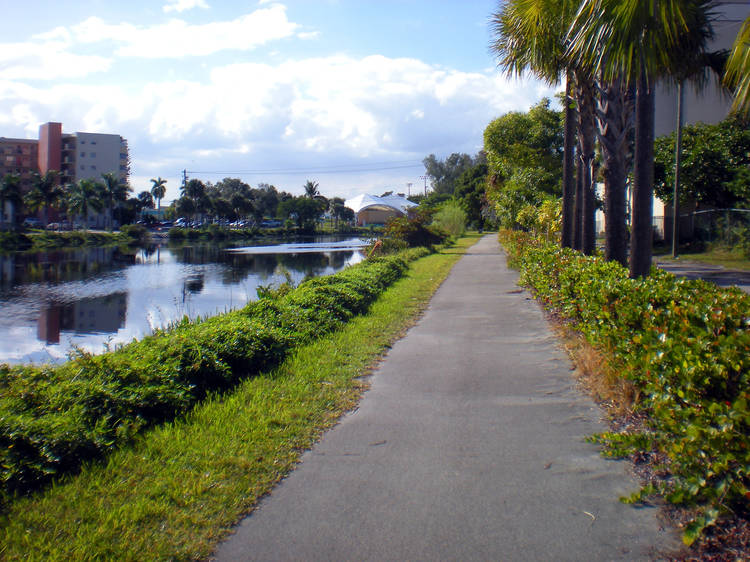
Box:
150;177;167;211
483;98;563;228
568;0;715;277
0;173;23;230
654;116;750;208
67;179;104;229
277;195;324;230
175;196;196;220
453;161;489;228
422;153;477;195
25;171;64;228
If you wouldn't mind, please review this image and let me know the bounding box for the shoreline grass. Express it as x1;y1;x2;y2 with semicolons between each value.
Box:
0;233;479;560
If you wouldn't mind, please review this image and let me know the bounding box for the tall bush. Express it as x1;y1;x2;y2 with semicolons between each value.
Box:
432;201;466;237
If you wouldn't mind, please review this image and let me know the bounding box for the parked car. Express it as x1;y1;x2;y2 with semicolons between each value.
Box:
23;218;43;229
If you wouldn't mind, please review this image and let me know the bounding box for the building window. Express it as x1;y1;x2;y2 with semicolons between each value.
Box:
80;140;85;144
90;152;96;157
80;165;85;170
80;152;85;157
91;165;97;170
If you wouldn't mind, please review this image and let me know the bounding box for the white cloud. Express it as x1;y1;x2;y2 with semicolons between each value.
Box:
163;0;209;13
0;41;111;80
0;53;556;200
297;31;320;40
69;6;299;58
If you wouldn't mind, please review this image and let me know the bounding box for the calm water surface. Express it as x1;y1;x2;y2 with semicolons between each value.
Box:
0;236;367;365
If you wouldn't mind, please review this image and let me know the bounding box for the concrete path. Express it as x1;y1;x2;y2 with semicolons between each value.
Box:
214;235;678;561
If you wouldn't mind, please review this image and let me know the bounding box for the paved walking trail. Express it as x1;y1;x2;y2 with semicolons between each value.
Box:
214;235;678;561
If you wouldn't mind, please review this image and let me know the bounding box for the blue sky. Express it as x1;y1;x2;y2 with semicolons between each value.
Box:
1;0;557;202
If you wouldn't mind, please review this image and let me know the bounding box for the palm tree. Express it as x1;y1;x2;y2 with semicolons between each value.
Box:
137;191;155;219
66;179;104;229
100;172;131;230
725;15;750;116
568;0;715;278
490;0;584;250
25;170;64;228
303;180;320;199
150;177;167;211
0;173;22;230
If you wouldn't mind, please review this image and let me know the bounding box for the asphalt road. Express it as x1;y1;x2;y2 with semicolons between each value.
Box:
655;258;750;293
213;235;678;561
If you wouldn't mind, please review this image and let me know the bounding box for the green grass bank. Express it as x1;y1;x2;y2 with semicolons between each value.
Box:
0;234;479;560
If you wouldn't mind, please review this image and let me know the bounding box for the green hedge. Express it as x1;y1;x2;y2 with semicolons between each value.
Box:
500;230;750;544
0;248;430;500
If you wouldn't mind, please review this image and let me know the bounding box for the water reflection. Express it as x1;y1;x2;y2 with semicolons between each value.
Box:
0;236;364;365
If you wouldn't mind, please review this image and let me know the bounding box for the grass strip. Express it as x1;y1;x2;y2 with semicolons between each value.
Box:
0;234;479;560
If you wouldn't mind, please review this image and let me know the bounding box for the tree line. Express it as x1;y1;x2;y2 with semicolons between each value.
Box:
0;171;356;232
0;170;132;230
172;178;354;230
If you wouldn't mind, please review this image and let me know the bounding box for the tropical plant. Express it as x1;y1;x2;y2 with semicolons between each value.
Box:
0;173;23;230
150;177;167;211
567;0;715;277
67;179;104;229
137;191;155;216
490;0;583;250
25;170;64;228
725;15;750;116
100;172;131;230
303;180;320;199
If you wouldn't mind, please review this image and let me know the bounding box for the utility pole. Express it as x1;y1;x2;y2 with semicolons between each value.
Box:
419;175;428;196
406;182;412;197
182;169;188;189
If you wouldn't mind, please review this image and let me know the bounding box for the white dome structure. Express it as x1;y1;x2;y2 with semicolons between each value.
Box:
345;193;417;226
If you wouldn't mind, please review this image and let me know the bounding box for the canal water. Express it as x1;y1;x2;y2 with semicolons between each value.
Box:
0;236;367;365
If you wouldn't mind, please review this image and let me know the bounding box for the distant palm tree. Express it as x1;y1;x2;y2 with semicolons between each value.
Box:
67;179;104;230
303;180;320;199
150;177;167;211
0;173;22;230
137;191;155;218
25;170;64;228
100;172;131;230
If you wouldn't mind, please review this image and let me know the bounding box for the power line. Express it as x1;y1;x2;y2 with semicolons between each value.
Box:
185;160;424;176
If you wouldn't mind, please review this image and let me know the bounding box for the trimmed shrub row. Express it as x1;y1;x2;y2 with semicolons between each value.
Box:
500;230;750;543
0;248;430;499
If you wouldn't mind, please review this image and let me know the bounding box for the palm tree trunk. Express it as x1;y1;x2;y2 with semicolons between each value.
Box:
561;71;577;249
574;160;583;251
671;80;684;258
596;76;631;267
576;79;597;255
629;69;655;278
